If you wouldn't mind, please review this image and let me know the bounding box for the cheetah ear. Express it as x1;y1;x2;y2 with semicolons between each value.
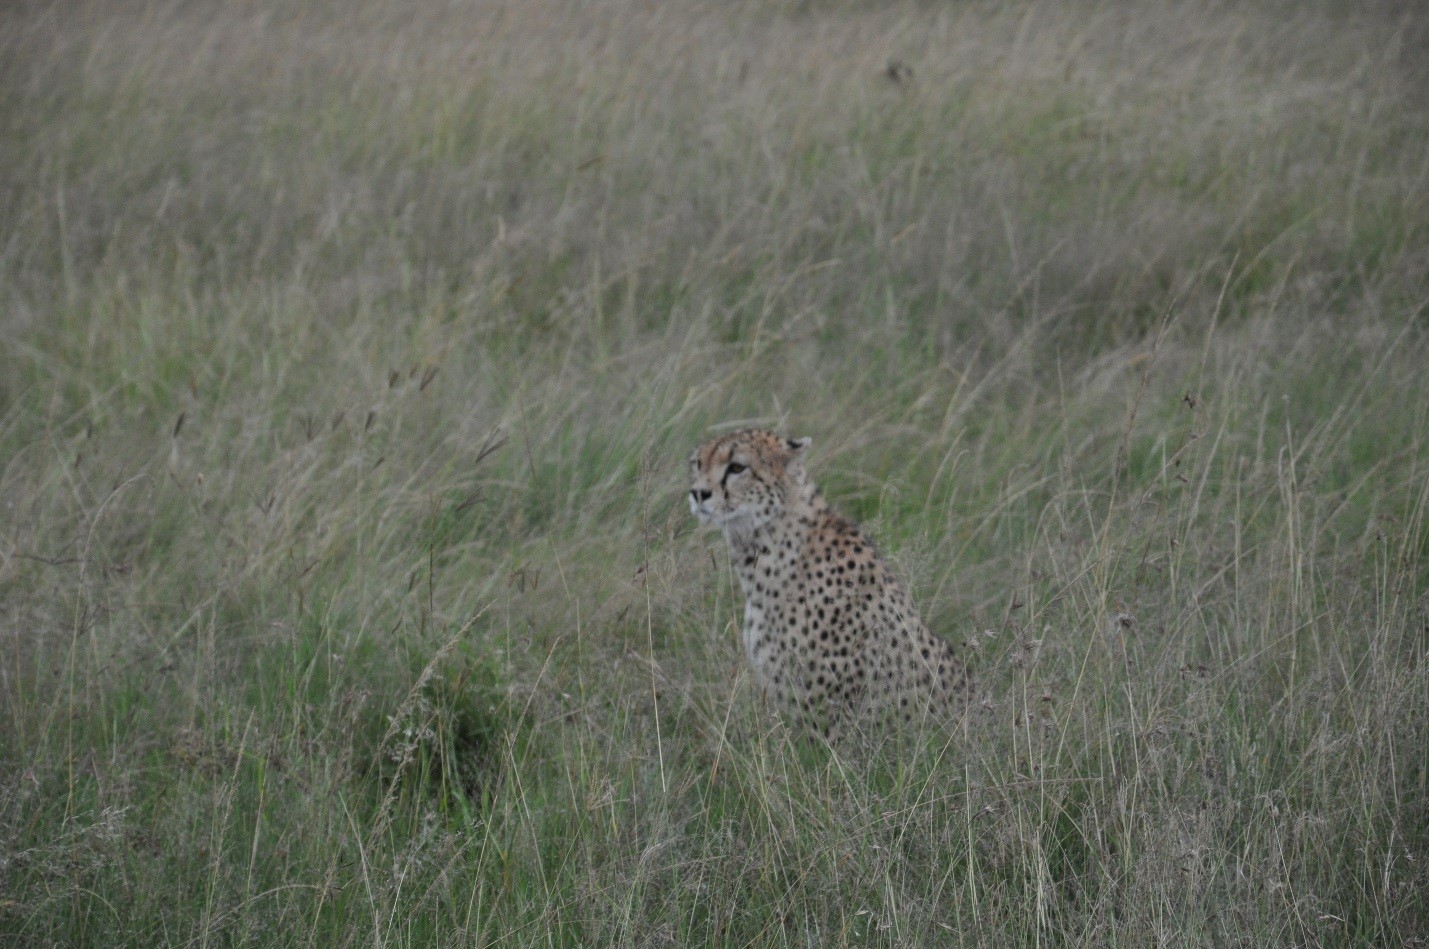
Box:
786;436;811;453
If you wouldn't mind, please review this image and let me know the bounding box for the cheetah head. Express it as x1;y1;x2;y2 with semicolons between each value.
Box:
688;429;811;531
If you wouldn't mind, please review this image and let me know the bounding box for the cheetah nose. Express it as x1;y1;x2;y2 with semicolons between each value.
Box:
691;488;712;503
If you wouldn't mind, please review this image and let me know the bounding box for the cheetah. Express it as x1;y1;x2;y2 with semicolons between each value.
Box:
689;428;968;737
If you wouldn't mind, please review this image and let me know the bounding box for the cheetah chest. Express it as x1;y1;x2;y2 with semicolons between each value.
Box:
731;534;807;691
736;535;868;714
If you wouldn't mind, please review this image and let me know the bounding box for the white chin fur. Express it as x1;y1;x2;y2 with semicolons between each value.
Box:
688;495;750;528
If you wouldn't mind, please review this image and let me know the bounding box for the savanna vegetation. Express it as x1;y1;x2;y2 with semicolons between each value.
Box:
1;0;1426;943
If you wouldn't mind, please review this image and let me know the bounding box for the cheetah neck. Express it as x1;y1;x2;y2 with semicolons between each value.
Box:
722;481;827;589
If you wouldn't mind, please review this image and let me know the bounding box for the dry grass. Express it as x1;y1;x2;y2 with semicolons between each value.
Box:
1;0;1426;944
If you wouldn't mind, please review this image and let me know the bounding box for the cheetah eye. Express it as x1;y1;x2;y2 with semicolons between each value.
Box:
726;462;747;476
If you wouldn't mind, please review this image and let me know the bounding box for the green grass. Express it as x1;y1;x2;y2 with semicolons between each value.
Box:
2;0;1427;944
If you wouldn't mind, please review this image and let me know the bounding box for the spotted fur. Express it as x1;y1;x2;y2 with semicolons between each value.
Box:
689;428;968;736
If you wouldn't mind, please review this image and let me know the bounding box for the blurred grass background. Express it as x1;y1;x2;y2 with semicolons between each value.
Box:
1;0;1426;943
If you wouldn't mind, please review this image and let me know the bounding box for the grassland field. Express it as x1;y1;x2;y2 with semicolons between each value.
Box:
1;0;1427;944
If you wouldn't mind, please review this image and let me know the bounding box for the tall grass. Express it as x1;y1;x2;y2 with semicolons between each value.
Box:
1;0;1426;943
